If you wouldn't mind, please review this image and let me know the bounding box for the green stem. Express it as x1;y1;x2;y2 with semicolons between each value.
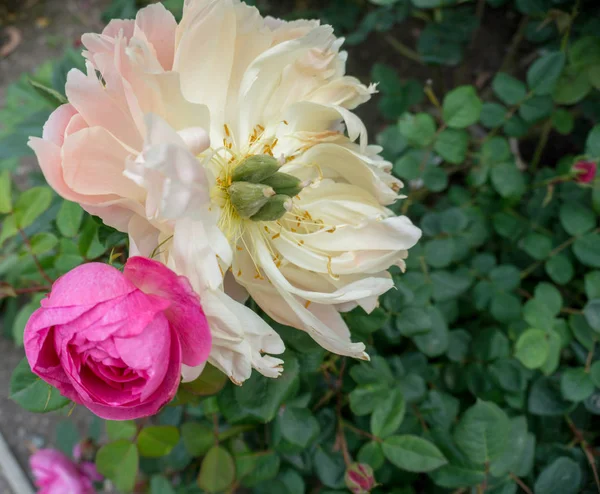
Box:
384;35;423;64
531;120;552;173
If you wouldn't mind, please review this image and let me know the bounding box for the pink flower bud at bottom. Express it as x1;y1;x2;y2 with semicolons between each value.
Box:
345;462;376;494
572;161;597;184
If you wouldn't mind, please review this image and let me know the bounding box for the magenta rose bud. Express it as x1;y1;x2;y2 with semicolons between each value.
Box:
344;462;376;494
573;160;597;183
30;449;96;494
24;257;211;420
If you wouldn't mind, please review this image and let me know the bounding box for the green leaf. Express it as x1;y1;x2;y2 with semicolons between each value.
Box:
489;264;520;291
519;95;553;122
218;354;299;423
527;52;566;95
181;422;214;456
440;207;469;234
398;307;432;336
491;162;526;198
447;329;471;362
552;66;591;105
591;361;600;388
29;232;58;255
394;153;420;180
413;305;449;357
551;108;574;134
489;416;528;476
520;233;552;260
539;329;562;376
583;299;600;332
424;237;455;268
431;270;472;301
13;186;53;229
96;440;139;493
481;137;511;166
586;124;600;157
198;446;235;493
442;86;482;128
515;329;550;369
489;358;528;393
137;426;180;458
349;384;389;416
314;448;345;489
453;400;510;464
56;201;84;238
492;72;527;105
480;102;507;128
358;441;385;470
0;170;11;213
106;420;137;441
545;255;574;285
534;283;563;316
491;292;522;323
560;368;595;402
528;376;574;416
279;407;320;449
398;113;437;147
29;79;68;107
534;457;581;494
10;358;70;412
236;451;280;487
423;167;448;192
12;295;43;347
573;233;600;267
434;129;469;164
586;271;600;299
150;475;176;494
371;388;405;438
382;435;447;472
559;203;596;236
181;363;228;396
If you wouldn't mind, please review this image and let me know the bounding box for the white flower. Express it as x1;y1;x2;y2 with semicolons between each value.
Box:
30;0;421;384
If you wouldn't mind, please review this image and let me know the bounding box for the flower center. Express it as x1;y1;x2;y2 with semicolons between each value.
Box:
210;125;308;241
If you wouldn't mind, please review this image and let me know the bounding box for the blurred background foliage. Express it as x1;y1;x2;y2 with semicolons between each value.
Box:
1;0;600;493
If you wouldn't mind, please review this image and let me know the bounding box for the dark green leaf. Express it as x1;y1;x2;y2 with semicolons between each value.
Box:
96;440;139;493
527;52;566;95
10;358;69;413
453;400;510;464
198;446;235;493
492;73;527;105
371;388;406;438
137;426;180;458
382;435;447;472
534;457;581;494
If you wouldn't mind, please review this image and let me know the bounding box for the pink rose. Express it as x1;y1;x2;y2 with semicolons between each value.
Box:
573;160;597;183
344;463;376;494
24;257;211;420
30;449;97;494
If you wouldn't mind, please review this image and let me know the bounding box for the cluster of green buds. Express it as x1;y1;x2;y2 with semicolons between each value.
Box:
227;154;307;221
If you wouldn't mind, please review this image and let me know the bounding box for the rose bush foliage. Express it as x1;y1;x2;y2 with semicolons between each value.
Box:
1;0;600;493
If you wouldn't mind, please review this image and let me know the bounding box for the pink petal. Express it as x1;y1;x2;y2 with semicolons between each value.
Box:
124;257;212;367
135;4;177;70
61;127;144;200
42;104;77;146
45;263;137;308
83;329;181;420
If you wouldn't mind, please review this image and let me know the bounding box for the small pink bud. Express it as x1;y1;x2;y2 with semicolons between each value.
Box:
345;462;376;494
573;161;597;183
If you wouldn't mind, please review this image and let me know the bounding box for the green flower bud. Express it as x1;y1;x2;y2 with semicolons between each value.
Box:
231;154;280;183
250;194;293;221
228;182;275;219
262;172;305;197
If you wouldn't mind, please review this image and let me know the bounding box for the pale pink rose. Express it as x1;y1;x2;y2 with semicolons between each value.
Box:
24;257;211;420
30;449;96;494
